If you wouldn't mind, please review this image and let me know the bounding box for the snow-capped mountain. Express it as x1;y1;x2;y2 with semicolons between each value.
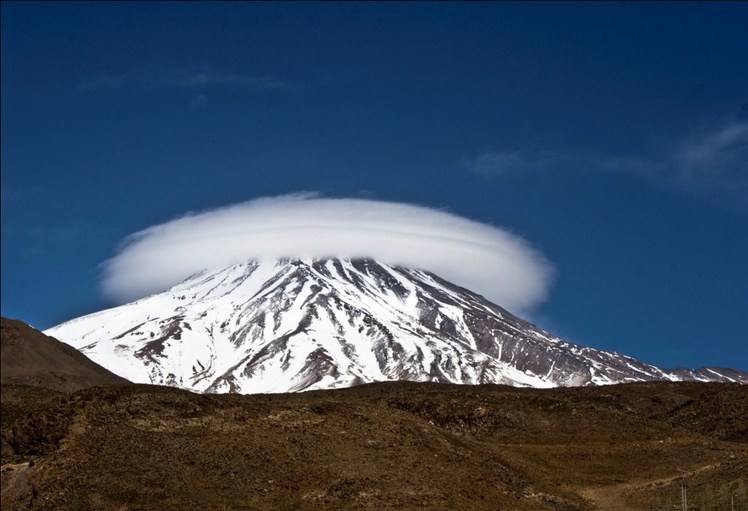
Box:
45;258;747;393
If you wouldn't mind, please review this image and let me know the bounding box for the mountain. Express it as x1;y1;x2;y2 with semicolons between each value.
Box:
44;258;747;393
1;317;130;392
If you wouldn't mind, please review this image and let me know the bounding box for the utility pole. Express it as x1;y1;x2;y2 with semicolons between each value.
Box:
681;484;688;511
731;493;735;511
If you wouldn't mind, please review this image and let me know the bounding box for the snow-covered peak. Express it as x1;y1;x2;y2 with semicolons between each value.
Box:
45;258;748;393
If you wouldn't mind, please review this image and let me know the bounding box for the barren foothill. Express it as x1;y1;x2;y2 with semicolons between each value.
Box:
2;380;746;510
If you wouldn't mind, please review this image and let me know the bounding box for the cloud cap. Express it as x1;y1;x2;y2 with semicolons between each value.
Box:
101;195;554;314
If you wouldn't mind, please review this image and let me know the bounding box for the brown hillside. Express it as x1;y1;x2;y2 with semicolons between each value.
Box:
1;380;746;510
1;317;130;392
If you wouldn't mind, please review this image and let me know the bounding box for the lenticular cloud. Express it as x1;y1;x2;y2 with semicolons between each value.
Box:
101;194;553;314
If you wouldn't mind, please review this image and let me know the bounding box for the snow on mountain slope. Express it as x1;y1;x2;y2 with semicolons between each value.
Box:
45;258;748;393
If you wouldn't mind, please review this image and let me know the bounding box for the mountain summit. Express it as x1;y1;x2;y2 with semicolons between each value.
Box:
45;258;747;393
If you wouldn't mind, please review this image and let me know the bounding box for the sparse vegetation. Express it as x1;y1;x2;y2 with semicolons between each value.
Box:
2;381;746;510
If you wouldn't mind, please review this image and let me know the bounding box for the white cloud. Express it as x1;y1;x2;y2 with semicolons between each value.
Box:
462;150;564;177
671;121;748;200
676;122;747;171
462;148;649;178
77;66;294;93
465;120;748;207
101;195;553;315
189;94;208;106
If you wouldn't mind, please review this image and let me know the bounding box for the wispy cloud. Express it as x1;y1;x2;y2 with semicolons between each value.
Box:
461;150;563;177
101;194;553;315
464;121;748;207
76;65;294;94
0;183;48;205
670;121;748;201
462;148;654;178
2;222;86;257
189;94;208;107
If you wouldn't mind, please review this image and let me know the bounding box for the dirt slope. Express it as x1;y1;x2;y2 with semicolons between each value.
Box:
1;317;130;392
1;380;746;510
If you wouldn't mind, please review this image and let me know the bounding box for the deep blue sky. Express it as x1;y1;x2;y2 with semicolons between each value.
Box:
2;2;747;371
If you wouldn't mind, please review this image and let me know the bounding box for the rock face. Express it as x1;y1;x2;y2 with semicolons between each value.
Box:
45;258;747;394
1;317;130;392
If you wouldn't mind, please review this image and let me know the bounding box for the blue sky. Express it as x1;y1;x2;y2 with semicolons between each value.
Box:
2;2;746;371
